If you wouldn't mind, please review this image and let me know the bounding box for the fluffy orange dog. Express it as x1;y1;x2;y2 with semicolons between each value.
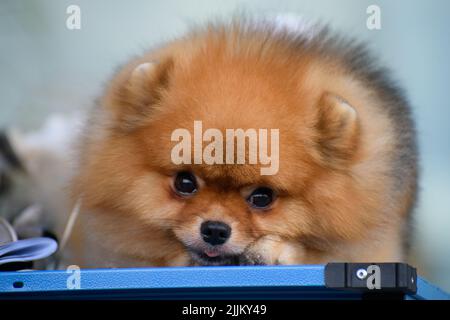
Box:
70;18;418;267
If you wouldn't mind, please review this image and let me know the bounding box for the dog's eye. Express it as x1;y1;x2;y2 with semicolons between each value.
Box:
247;187;274;209
173;171;198;196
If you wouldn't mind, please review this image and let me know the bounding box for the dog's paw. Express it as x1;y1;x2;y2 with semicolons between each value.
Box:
242;236;306;265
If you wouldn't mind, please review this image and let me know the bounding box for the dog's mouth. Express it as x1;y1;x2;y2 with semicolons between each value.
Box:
187;246;267;266
189;249;241;266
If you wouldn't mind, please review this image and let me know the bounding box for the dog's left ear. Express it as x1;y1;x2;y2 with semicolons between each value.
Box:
315;93;360;166
103;58;174;130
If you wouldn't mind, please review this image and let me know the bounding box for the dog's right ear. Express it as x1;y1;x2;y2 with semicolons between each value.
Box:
103;58;174;130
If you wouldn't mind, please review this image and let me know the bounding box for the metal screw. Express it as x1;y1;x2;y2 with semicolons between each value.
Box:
356;268;368;280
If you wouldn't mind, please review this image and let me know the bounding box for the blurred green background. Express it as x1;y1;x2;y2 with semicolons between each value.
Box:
1;0;449;290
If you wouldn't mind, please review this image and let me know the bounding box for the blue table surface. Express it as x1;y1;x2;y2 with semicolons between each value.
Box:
0;265;449;300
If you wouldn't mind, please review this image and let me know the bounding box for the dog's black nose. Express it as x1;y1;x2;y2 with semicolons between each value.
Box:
200;221;231;246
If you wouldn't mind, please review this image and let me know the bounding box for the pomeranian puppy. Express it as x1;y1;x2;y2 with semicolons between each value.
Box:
70;17;418;267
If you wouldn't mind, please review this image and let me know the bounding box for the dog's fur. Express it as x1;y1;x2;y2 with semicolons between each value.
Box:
70;18;418;267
